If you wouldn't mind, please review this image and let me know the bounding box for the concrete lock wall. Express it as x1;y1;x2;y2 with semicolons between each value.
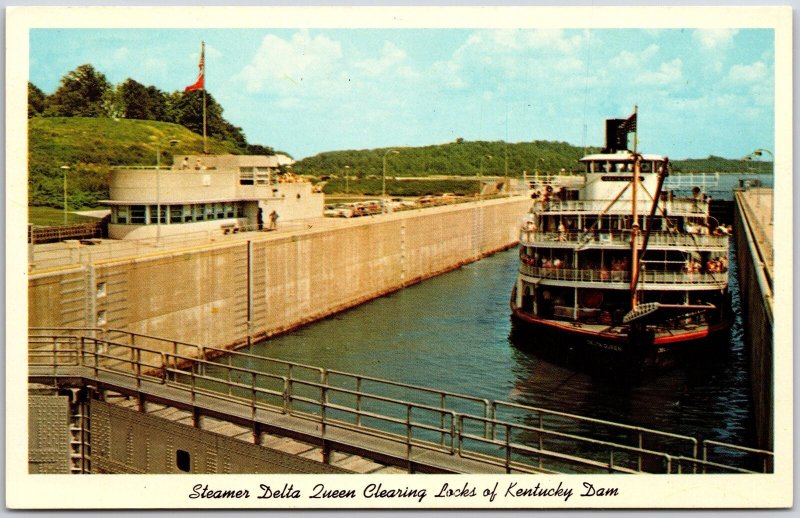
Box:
733;194;773;451
29;197;530;352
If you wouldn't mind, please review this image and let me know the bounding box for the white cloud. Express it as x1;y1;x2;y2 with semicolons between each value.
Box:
692;29;738;50
636;58;683;85
609;44;660;70
728;61;768;83
235;30;343;93
353;41;417;79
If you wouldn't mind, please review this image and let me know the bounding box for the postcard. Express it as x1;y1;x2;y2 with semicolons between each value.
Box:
7;4;792;509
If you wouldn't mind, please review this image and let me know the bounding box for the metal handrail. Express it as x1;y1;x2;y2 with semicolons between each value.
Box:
519;230;728;249
519;264;727;286
28;331;771;474
492;400;698;460
536;199;709;215
458;414;674;474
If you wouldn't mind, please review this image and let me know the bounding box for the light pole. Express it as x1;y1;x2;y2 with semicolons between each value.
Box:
153;138;180;243
61;165;70;225
479;154;492;202
344;165;350;194
749;148;774;225
382;150;399;213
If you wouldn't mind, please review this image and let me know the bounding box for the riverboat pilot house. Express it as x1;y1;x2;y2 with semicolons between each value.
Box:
103;154;323;240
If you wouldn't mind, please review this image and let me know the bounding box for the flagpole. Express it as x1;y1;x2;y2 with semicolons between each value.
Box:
201;41;207;154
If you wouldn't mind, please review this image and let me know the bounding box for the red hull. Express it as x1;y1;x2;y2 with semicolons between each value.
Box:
510;304;731;371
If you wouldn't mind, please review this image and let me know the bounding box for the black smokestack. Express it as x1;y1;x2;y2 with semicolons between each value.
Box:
604;119;628;153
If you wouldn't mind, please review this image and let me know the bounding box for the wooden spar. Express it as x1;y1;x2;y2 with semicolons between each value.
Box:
631;158;669;295
629;105;640;308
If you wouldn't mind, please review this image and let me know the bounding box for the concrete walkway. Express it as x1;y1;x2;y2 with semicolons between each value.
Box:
739;188;773;278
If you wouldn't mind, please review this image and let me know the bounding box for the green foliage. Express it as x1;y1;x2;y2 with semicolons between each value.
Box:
171;90;248;149
28;82;46;118
246;144;276;156
293;140;597;178
119;79;168;121
28;117;243;208
29;206;101;226
45;64;111;117
671;156;772;174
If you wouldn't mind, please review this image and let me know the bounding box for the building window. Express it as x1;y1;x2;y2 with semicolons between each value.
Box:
215;203;225;219
183;205;193;223
176;450;191;472
225;203;234;218
96;310;107;326
239;167;254;185
149;205;166;224
256;167;270;185
194;205;205;222
96;282;107;298
130;205;146;224
170;205;182;223
112;206;129;224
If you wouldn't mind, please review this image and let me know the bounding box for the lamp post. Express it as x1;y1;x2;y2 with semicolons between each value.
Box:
479;154;492;202
153;138;180;243
382;150;399;213
749;148;774;224
344;165;350;194
61;165;70;225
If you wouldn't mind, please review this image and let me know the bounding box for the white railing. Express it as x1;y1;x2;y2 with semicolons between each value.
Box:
519;230;728;249
519;264;727;286
28;221;312;271
534;199;709;215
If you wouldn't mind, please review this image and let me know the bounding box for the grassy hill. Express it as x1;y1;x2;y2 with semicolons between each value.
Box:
29;117;243;208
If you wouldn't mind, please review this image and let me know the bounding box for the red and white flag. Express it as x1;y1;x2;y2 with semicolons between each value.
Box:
184;42;205;92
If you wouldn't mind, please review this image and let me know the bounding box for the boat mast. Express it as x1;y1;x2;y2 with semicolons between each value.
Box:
629;105;640;309
631;157;669;296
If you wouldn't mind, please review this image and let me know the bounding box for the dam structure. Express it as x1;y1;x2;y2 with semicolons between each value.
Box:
26;181;776;475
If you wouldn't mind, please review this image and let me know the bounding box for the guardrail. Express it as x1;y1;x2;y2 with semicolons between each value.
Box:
534;199;709;215
518;264;727;287
519;230;728;249
29;222;104;244
28;220;314;271
28;328;772;474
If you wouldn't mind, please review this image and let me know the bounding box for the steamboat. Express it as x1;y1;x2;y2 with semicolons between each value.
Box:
510;110;731;370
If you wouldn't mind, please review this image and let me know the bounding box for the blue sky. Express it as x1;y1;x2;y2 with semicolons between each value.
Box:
30;28;774;160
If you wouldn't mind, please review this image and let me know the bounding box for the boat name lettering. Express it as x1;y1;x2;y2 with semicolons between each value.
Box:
601;175;644;182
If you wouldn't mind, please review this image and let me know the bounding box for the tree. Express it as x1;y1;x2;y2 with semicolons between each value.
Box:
28;82;46;118
246;144;275;156
46;64;111;117
118;79;169;121
172;90;247;148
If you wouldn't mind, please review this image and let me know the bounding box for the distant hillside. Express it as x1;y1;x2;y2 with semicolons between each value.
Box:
292;142;773;180
29;117;243;208
671;155;772;174
29;117;772;209
292;140;597;178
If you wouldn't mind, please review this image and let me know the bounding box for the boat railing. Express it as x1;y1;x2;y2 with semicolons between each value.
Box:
535;199;709;215
519;265;727;286
519;230;729;249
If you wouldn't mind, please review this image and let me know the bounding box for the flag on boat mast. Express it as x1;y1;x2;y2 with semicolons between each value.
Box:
184;41;207;153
